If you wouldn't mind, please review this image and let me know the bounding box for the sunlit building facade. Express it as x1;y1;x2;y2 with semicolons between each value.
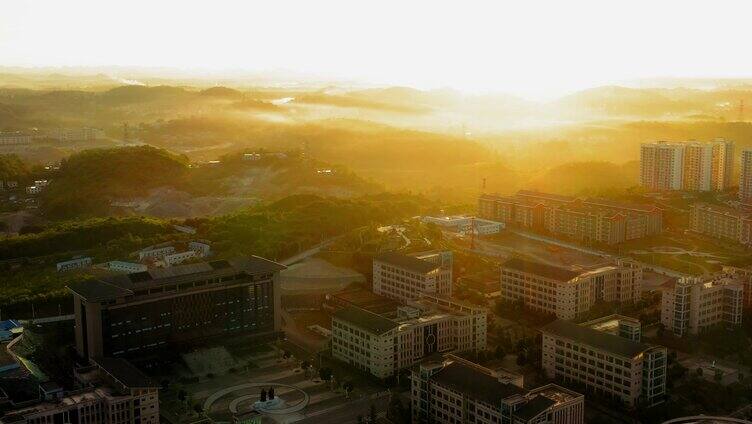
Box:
640;139;733;192
740;149;752;204
500;257;642;320
541;319;667;407
688;203;752;245
478;191;661;244
331;297;485;379
372;250;453;302
660;274;743;337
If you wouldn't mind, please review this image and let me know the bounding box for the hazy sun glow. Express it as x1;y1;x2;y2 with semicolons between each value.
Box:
3;0;752;99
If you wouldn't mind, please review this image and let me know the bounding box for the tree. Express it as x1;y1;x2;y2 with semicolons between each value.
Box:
268;387;275;399
178;390;187;403
696;367;704;377
319;367;333;381
193;403;203;414
494;345;505;359
516;352;527;366
260;388;267;402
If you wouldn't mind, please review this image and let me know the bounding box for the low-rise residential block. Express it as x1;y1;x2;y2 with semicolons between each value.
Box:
689;202;752;245
479;191;662;244
107;261;148;274
57;257;93;272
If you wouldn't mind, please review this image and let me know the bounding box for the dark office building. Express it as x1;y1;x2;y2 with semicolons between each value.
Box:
68;256;285;360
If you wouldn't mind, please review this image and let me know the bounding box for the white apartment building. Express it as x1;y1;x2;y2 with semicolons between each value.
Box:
541;319;667;407
740;149;752;204
57;257;93;272
372;250;453;302
688;202;752;245
189;241;211;256
640;139;734;192
163;250;197;266
331;301;485;379
640;142;685;191
0;132;32;145
107;261;148;274
137;246;175;261
712;138;735;191
660;275;743;337
500;258;642;320
411;356;584;424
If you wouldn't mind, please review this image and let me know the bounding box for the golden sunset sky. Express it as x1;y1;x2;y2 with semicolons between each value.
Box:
2;0;751;99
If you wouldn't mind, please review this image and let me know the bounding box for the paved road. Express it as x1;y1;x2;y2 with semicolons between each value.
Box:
280;237;341;266
292;392;390;424
280;226;368;266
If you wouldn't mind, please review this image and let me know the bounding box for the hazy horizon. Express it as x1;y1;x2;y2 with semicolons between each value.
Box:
5;0;752;100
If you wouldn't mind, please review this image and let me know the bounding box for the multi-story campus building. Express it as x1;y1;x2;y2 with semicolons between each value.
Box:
331;296;486;379
500;257;642;320
722;265;752;308
0;131;33;146
541;319;667;407
640;139;734;192
660;275;743;337
0;358;159;424
411;355;584;424
478;191;662;244
372;251;453;302
68;256;285;360
689;203;752;245
741;149;752;204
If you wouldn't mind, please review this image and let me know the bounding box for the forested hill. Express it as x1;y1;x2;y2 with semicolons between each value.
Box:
41;146;189;219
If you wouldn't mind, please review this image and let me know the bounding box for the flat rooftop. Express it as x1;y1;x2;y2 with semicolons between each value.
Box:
374;251;440;274
333;306;398;335
68;255;285;302
328;288;402;315
542;319;655;358
430;361;525;405
502;257;580;282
